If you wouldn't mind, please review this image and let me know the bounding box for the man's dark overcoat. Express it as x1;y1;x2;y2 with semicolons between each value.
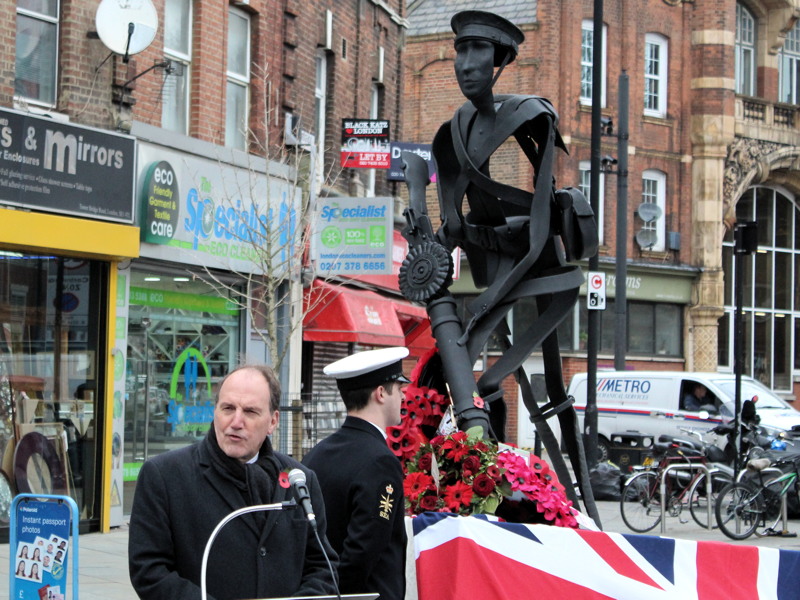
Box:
303;416;406;600
129;438;337;600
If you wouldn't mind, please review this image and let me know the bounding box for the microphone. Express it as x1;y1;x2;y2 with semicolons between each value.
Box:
288;468;317;531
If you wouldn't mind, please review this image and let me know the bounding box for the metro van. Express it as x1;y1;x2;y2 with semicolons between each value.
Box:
566;371;800;462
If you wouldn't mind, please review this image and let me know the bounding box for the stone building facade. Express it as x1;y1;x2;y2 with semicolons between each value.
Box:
404;0;800;441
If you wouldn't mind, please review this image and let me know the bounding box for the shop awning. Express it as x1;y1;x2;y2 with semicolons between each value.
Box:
303;280;434;355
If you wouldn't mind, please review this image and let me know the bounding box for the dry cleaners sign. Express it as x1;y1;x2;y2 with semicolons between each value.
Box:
137;142;301;274
0;107;135;222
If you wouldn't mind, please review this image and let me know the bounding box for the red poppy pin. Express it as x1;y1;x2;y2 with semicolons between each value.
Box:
279;471;290;489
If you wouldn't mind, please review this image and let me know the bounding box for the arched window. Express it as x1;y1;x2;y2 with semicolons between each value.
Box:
720;187;800;392
735;3;756;96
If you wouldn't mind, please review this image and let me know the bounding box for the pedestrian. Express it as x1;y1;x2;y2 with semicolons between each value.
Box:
129;364;338;600
303;347;410;600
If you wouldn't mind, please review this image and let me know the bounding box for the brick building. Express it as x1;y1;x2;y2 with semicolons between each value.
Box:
404;0;800;444
0;0;412;534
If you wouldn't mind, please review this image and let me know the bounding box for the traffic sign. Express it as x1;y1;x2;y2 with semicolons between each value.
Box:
587;271;606;310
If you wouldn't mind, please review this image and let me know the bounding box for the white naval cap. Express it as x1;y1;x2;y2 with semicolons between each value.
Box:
324;347;411;392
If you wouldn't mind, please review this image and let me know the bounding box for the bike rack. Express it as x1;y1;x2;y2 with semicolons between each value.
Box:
659;462;713;534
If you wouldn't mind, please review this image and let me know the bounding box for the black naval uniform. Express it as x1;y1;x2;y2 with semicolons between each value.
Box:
303;415;406;600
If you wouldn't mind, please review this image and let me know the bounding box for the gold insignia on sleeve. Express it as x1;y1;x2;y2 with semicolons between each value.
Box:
379;483;395;519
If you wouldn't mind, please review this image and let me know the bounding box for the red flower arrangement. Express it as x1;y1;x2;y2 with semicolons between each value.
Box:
388;349;578;528
403;427;508;516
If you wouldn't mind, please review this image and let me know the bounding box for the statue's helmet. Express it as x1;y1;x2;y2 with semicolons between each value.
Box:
451;10;525;67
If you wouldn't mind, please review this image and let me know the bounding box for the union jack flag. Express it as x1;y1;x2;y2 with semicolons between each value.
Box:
412;512;800;599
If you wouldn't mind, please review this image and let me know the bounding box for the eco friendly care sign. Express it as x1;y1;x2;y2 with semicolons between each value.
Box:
313;197;394;276
13;499;74;599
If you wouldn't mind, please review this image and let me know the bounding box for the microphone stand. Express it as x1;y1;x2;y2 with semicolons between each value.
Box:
200;501;296;600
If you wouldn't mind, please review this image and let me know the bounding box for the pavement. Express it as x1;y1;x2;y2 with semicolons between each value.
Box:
3;501;800;600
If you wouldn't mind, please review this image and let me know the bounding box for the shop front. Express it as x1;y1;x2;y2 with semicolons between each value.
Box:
0;108;138;535
121;123;303;510
301;230;435;450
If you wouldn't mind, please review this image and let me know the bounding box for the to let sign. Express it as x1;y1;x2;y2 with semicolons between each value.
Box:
340;119;390;169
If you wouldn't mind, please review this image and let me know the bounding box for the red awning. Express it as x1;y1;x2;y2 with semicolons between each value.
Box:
303;280;434;355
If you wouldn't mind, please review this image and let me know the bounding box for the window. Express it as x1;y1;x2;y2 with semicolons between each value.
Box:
314;50;327;186
0;255;108;522
15;0;59;106
721;186;800;391
640;170;666;251
225;8;250;150
579;161;604;244
557;299;682;356
580;19;606;106
644;34;668;117
735;3;756;96
162;0;192;134
779;20;800;103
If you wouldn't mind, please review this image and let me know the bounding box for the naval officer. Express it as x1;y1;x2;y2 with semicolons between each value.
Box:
303;347;410;600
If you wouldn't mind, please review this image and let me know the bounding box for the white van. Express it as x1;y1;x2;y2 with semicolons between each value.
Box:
565;371;800;462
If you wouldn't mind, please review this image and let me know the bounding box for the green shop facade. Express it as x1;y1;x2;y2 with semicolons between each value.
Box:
119;123;302;513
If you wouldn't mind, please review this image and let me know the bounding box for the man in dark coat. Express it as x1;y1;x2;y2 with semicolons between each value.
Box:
129;365;338;600
303;347;409;600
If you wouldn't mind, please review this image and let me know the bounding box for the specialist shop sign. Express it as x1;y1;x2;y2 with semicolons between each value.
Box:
137;143;302;274
0;107;135;223
340;119;390;169
312;196;393;275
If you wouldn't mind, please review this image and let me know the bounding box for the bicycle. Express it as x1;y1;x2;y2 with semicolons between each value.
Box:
714;454;800;540
620;429;733;533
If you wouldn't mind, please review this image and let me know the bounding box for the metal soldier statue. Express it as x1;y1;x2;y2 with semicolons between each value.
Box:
399;10;598;515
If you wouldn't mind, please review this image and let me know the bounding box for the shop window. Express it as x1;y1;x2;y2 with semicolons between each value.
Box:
573;299;682;357
126;272;239;456
0;254;106;527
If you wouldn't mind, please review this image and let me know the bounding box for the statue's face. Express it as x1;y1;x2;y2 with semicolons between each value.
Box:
454;39;495;101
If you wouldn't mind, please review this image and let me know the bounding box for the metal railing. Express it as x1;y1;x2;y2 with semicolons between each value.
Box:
274;392;345;458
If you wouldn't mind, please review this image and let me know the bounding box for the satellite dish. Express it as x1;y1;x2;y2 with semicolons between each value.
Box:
95;0;158;57
635;229;658;249
636;202;663;223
